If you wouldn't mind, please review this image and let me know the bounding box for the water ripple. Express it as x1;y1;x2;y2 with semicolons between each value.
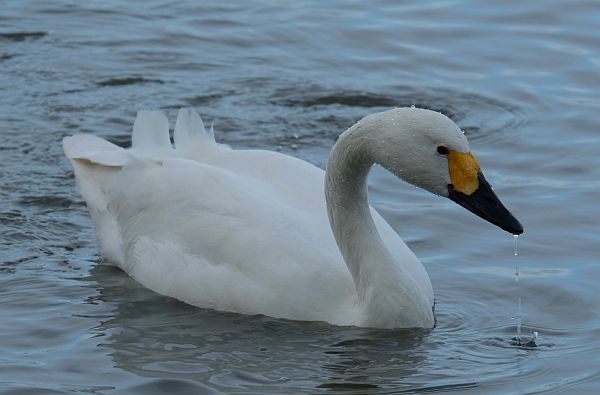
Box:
270;85;527;144
96;77;165;87
0;31;47;42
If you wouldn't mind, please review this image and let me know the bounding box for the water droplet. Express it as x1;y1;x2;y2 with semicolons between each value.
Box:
513;235;522;343
514;235;519;282
410;104;416;108
510;236;538;347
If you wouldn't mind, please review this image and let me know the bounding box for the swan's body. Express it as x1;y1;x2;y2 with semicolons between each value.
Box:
64;108;522;329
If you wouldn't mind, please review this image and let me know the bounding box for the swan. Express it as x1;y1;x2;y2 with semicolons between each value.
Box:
63;107;522;329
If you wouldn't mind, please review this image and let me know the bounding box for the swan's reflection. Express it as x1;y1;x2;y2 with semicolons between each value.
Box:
87;264;433;392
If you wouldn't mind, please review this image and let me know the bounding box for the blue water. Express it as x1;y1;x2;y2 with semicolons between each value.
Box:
1;1;599;393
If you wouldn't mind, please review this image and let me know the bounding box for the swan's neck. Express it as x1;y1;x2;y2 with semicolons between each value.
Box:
325;127;432;327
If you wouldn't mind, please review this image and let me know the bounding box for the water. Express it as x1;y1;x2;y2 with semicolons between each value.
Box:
1;0;600;393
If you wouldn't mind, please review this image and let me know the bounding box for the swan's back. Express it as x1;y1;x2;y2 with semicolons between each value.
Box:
64;109;432;327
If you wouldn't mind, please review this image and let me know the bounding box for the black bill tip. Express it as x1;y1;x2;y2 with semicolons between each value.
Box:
448;171;523;235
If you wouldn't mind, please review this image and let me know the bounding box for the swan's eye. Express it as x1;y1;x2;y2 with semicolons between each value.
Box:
437;146;449;155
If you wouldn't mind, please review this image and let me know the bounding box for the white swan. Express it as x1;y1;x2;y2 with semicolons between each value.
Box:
64;107;522;329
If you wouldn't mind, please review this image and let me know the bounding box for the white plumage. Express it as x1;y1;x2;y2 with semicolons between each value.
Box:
64;107;479;328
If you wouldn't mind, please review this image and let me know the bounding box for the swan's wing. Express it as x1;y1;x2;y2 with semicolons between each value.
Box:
101;154;356;322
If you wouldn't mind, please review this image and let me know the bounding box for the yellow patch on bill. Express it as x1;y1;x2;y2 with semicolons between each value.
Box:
448;150;480;195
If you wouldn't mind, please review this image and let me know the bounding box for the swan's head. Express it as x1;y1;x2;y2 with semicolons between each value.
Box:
352;107;523;234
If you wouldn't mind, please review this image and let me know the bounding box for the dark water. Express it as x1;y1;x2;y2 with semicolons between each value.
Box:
1;1;599;393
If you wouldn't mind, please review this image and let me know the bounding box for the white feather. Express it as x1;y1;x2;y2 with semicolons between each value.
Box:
63;107;477;328
132;110;171;151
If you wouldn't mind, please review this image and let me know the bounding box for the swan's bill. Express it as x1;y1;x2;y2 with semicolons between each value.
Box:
447;170;523;235
447;150;480;195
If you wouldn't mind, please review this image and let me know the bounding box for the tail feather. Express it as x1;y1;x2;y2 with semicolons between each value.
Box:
63;134;128;167
174;108;218;156
63;135;125;265
132;110;172;153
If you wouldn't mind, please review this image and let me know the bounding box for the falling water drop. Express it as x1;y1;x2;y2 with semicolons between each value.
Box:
510;235;538;347
410;104;416;108
514;234;521;342
516;296;522;341
514;235;519;283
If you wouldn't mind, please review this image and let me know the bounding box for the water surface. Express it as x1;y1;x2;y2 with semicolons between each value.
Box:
1;1;599;393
